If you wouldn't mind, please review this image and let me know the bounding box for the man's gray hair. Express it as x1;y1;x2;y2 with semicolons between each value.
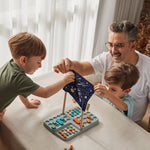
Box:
109;20;138;42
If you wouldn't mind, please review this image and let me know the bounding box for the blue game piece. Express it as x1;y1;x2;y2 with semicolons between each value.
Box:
52;121;57;125
51;125;56;129
76;108;79;112
58;121;63;125
60;117;64;121
74;110;77;113
56;119;60;122
71;114;74;117
76;111;79;115
56;119;64;125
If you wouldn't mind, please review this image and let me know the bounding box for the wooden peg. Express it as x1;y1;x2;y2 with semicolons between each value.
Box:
80;110;84;129
86;103;90;111
62;92;67;114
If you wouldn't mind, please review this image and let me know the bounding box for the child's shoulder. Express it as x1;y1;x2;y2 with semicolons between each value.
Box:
122;94;133;102
0;60;12;76
0;59;26;81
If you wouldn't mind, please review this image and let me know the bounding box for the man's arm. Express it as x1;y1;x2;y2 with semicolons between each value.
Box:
53;58;95;76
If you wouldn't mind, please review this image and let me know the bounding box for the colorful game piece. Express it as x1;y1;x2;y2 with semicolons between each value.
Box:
87;115;91;119
69;145;73;150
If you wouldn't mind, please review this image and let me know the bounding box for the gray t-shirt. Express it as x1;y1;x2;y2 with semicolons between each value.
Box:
0;59;40;111
90;51;150;122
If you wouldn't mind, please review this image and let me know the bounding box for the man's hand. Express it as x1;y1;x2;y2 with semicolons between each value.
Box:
53;58;73;73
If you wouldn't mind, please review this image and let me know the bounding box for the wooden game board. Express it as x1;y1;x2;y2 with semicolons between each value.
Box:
43;106;99;141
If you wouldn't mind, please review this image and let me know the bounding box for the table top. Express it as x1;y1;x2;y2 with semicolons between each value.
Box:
1;72;150;150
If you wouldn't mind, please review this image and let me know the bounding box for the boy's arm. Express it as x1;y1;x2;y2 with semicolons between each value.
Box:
94;84;128;111
32;71;75;98
19;95;41;108
104;93;128;111
32;79;68;98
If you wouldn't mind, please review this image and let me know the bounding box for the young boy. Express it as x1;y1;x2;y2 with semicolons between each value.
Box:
94;63;139;118
0;32;75;120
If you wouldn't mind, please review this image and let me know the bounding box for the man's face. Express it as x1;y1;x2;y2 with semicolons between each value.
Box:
108;32;133;63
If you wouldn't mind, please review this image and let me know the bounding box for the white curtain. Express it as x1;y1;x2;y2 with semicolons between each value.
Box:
0;0;144;77
0;0;99;76
92;0;117;57
114;0;144;24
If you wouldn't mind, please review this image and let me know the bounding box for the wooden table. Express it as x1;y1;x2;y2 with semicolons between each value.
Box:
1;72;150;150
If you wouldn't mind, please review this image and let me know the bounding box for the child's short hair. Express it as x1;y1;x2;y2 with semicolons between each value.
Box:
104;63;139;90
8;32;46;59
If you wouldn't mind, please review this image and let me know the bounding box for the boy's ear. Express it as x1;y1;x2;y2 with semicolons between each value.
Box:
19;56;27;66
124;88;131;94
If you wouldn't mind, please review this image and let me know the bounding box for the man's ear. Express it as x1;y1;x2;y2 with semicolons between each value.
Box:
124;88;131;94
131;40;137;49
19;56;27;66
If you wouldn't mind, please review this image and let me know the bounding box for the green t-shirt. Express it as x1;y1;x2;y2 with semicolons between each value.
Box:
0;59;40;111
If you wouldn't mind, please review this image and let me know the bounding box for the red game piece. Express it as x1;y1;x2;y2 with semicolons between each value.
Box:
70;145;73;150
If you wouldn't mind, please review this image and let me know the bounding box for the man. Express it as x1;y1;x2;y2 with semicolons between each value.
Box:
53;20;150;122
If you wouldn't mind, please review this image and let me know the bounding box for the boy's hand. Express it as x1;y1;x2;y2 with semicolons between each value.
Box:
53;58;73;74
25;99;41;108
63;71;75;84
94;83;109;98
0;109;6;121
19;95;41;109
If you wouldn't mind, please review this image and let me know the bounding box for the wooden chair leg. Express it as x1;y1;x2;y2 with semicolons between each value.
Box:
148;116;150;133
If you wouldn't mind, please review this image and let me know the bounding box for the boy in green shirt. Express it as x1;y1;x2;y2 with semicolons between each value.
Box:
0;32;75;120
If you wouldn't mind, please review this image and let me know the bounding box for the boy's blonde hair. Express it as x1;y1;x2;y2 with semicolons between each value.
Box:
104;63;139;90
8;32;46;59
